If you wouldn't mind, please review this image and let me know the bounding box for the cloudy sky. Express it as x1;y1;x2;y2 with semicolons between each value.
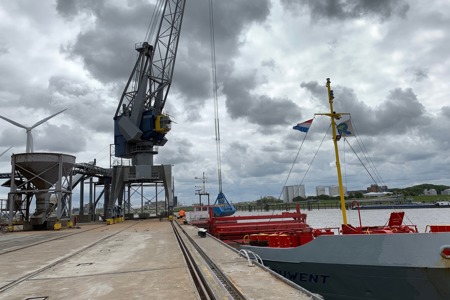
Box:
1;0;450;206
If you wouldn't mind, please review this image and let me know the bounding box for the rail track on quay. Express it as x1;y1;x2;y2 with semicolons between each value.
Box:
172;221;247;300
1;221;247;299
0;220;320;299
0;222;138;294
0;223;108;256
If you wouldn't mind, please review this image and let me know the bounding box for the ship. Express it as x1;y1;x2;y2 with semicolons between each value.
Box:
352;200;450;210
239;79;450;300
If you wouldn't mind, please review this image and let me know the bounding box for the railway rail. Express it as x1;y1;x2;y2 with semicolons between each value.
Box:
172;221;247;300
0;220;319;299
0;223;107;256
0;222;137;294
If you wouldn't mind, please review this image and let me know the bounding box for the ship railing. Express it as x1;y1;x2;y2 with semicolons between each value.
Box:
238;249;264;266
425;225;450;233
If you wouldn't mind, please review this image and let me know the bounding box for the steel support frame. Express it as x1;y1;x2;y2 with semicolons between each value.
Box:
8;154;74;229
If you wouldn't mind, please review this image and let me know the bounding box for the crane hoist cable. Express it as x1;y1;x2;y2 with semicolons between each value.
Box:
208;0;235;217
209;0;222;193
144;0;165;43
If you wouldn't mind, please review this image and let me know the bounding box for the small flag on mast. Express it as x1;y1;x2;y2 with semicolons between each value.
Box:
293;119;313;133
336;118;354;137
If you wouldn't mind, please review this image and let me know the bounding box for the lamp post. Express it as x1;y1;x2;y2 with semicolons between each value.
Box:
195;172;210;206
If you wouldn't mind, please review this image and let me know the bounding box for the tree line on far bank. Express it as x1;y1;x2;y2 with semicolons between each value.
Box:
240;183;450;206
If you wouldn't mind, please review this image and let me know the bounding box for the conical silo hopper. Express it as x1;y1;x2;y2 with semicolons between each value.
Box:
12;153;76;225
14;153;76;189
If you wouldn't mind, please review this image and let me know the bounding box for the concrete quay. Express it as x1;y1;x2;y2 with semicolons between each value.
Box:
178;221;321;300
0;219;321;300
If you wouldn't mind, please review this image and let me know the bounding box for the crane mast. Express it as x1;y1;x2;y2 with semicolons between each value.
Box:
108;0;186;219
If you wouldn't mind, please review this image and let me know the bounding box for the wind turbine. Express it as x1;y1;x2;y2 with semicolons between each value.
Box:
0;109;67;153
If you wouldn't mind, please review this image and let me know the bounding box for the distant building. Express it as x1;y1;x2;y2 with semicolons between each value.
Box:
329;185;348;197
316;186;327;196
283;185;306;202
367;184;388;193
315;185;347;197
423;189;438;195
442;189;450;195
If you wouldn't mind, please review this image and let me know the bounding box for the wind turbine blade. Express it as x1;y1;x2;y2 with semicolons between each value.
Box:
0;146;13;157
31;108;68;129
0;115;28;129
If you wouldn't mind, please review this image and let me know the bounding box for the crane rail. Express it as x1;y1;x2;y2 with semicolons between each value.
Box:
172;221;216;299
172;221;247;300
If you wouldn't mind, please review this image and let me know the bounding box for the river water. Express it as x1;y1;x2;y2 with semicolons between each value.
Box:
235;208;450;233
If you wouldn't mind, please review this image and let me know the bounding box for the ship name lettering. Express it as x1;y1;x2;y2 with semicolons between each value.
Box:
272;268;330;284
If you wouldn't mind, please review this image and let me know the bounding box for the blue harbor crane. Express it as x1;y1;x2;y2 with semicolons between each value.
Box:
108;0;186;219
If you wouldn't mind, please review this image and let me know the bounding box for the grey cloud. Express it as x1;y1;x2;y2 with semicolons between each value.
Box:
403;67;429;83
375;8;450;76
0;119;85;154
172;55;214;104
173;0;271;109
248;95;301;126
223;141;287;178
49;76;90;97
441;106;450;118
55;0;81;18
327;38;338;52
2;0;450;203
63;32;136;83
344;87;428;136
422;109;450;150
184;0;270;54
281;0;409;21
155;137;196;166
57;0;270;111
58;1;156;84
0;127;25;152
300;81;429;136
222;72;257;118
299;81;327;102
18;90;54;110
223;73;302;130
56;0;106;19
412;68;429;82
261;59;276;70
377;88;428;134
35;123;87;153
47;75;115;134
0;45;8;55
299;80;449;191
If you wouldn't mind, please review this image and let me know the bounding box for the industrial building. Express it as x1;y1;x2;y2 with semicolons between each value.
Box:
316;185;347;197
282;185;306;202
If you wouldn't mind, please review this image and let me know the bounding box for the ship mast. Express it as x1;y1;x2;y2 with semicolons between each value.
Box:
319;78;349;225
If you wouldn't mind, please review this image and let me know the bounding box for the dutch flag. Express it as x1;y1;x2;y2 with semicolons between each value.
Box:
293;119;313;133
